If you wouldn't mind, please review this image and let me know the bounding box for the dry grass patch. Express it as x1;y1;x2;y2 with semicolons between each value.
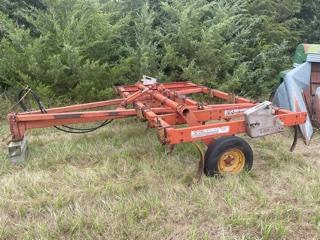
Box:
0;119;319;239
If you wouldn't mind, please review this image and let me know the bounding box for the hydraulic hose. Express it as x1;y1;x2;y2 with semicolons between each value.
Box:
17;88;113;134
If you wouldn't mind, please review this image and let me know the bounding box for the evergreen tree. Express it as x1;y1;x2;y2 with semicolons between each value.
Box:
0;0;319;101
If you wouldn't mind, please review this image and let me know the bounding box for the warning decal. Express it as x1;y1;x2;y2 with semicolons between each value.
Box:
191;126;230;138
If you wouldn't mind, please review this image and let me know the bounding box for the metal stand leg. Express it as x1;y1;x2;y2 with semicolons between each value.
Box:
8;137;28;163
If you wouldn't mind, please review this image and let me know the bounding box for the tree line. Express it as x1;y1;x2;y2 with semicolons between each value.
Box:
0;0;319;103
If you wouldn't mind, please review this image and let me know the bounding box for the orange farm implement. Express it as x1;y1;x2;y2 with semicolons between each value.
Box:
7;77;307;176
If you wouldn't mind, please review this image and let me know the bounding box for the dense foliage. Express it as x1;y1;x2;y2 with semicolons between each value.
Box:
0;0;319;102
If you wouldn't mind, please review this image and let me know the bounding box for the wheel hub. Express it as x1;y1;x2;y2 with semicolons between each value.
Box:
218;149;245;174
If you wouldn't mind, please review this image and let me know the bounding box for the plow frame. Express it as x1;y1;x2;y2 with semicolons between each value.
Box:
7;80;307;173
8;81;306;145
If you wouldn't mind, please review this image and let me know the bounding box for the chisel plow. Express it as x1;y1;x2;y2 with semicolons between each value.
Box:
7;77;307;176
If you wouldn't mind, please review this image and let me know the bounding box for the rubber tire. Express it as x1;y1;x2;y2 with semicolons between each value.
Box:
204;136;253;176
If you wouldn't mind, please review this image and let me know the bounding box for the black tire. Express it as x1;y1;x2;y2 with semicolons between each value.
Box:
204;136;253;176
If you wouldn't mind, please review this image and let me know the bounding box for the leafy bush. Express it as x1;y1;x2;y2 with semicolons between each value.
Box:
0;0;319;103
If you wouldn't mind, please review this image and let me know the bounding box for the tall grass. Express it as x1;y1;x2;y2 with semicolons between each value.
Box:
0;119;319;239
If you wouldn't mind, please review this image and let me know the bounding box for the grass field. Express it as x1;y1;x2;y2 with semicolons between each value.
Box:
0;118;319;240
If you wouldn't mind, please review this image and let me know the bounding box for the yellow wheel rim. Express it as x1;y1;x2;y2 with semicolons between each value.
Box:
218;148;245;174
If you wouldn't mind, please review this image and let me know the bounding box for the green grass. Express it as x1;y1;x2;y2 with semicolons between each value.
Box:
0;119;319;240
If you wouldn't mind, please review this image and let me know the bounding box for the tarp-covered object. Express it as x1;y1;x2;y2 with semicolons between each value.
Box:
273;44;320;144
273;62;313;144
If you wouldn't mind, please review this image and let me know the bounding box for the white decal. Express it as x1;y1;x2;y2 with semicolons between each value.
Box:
224;108;248;116
191;126;230;138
